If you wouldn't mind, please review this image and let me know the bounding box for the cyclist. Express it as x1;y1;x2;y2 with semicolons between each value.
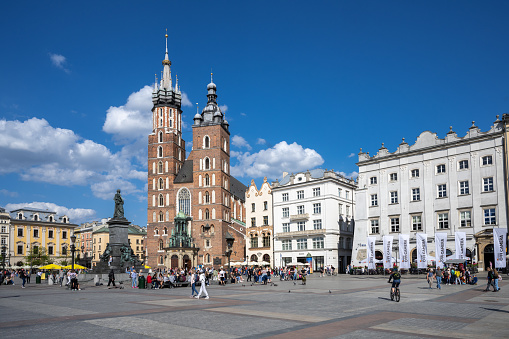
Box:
388;267;401;295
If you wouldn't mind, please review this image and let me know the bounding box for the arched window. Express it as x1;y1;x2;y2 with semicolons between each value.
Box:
205;209;210;220
204;135;210;149
33;214;39;221
159;178;164;190
204;174;210;187
204;157;210;170
177;188;191;216
159;131;163;143
159;194;164;206
159;255;164;265
204;191;210;204
159;239;164;250
159;108;163;127
48;216;54;222
250;254;258;262
154;228;159;235
62;246;67;256
62;217;68;223
17;213;23;219
263;254;271;262
159;212;164;222
163;227;168;235
206;253;210;263
158;161;163;174
158;146;163;158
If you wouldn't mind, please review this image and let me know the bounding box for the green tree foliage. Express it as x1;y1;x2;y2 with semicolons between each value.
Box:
25;247;51;266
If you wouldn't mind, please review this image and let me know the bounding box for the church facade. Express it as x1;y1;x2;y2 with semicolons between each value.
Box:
146;35;247;269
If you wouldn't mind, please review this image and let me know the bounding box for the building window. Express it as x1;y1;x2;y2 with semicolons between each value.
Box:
33;229;39;238
345;191;350;199
313;219;322;230
264;201;268;210
338;188;342;197
483;177;494;192
263;234;270;247
1;226;6;233
251;217;256;227
297;238;307;249
282;239;292;250
263;216;268;226
158;161;163;174
338;203;343;214
250;235;258;248
282;193;288;202
158;178;164;190
159;212;164;222
251;203;255;212
390;218;400;233
458;160;469;170
312;237;324;249
436;164;446;174
297;205;305;214
438;212;449;229
297;190;304;199
17;245;23;255
204;191;210;204
297;221;305;231
313;203;321;214
389;173;398;181
484;208;496;225
411;188;420;201
204;174;210;186
411;169;419;178
460;210;472;227
313;187;320;197
204;157;210;170
482;155;493;166
159;194;164;206
62;247;67;255
346;205;350;216
282;223;290;232
158;146;163;158
370;194;378;206
438;184;447;198
412;215;422;231
205;209;210;219
204;136;210;149
370;219;379;234
62;231;67;239
282;207;289;218
178;188;191;216
17;228;23;237
370;177;377;185
459;181;469;195
390;191;398;204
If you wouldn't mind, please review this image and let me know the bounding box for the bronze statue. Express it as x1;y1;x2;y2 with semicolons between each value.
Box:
100;243;112;262
113;189;125;219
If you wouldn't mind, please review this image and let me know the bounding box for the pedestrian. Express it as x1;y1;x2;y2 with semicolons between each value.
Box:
485;267;494;291
190;269;199;298
26;270;31;284
194;269;209;299
70;270;79;290
426;268;434;289
107;269;116;287
492;268;501;292
435;268;443;289
20;269;26;288
131;269;138;288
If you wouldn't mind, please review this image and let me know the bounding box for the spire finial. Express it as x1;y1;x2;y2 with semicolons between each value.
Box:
211;72;213;83
154;73;158;91
196;103;199;114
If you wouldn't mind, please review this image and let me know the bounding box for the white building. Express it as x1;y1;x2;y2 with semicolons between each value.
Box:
352;117;506;270
245;177;273;266
272;169;357;272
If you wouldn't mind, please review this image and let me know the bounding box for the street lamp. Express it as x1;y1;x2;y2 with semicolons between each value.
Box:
225;232;235;281
1;244;6;270
70;234;76;270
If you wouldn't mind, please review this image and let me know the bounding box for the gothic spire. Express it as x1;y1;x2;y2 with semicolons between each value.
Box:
162;30;172;90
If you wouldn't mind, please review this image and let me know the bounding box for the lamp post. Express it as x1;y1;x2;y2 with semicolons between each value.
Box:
225;232;235;281
1;244;6;270
70;234;76;270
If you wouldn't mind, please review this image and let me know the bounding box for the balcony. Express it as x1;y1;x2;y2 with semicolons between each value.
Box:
276;228;326;238
290;213;309;222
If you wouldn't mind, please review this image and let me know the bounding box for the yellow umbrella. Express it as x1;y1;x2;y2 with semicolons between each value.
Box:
63;264;87;269
39;264;62;270
144;265;151;269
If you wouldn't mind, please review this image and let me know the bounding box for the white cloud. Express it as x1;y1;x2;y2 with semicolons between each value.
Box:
231;141;324;179
181;92;193;107
219;104;228;113
257;138;266;145
339;171;359;179
348;153;355;158
49;53;70;73
5;202;95;224
0;189;18;197
103;85;153;142
240;112;246;116
231;135;252;150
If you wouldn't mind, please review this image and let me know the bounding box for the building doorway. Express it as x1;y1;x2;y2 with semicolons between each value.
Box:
171;255;178;269
183;255;191;271
483;244;494;269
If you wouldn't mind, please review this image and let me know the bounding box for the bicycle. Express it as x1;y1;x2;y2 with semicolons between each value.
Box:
389;282;400;302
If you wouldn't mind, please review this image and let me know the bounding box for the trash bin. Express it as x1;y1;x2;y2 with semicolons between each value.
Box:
36;275;41;284
138;275;146;289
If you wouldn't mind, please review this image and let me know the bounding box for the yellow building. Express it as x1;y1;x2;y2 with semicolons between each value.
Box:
91;224;146;267
8;208;78;266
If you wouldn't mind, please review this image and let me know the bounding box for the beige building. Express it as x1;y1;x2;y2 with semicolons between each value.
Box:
91;224;146;267
246;177;274;266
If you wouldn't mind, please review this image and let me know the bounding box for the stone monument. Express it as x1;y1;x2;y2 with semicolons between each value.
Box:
93;189;143;273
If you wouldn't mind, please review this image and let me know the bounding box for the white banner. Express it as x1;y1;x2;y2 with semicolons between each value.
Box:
366;236;376;270
399;234;410;269
455;231;466;260
416;233;428;269
383;235;393;269
435;232;447;269
494;228;507;268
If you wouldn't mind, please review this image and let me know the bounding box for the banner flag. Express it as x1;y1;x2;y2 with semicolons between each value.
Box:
435;232;447;268
366;236;376;270
455;232;466;260
494;228;507;268
383;235;393;269
416;233;428;269
399;234;410;269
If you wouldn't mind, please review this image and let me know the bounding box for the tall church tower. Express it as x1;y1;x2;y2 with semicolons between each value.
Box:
147;33;185;228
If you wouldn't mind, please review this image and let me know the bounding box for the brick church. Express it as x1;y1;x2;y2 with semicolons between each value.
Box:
146;34;247;269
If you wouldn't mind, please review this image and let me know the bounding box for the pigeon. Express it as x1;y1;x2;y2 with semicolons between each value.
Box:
273;283;278;286
293;282;296;285
242;284;246;287
288;290;291;293
329;290;331;294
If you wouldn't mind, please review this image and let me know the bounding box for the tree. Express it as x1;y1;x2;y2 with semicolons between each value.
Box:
25;247;51;267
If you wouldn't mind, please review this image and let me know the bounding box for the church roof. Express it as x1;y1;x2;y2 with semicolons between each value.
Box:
230;176;247;202
174;160;194;183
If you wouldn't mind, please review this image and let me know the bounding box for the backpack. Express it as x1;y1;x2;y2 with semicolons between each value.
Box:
393;272;401;280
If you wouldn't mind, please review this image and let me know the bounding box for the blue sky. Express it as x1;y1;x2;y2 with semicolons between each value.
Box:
1;1;508;225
